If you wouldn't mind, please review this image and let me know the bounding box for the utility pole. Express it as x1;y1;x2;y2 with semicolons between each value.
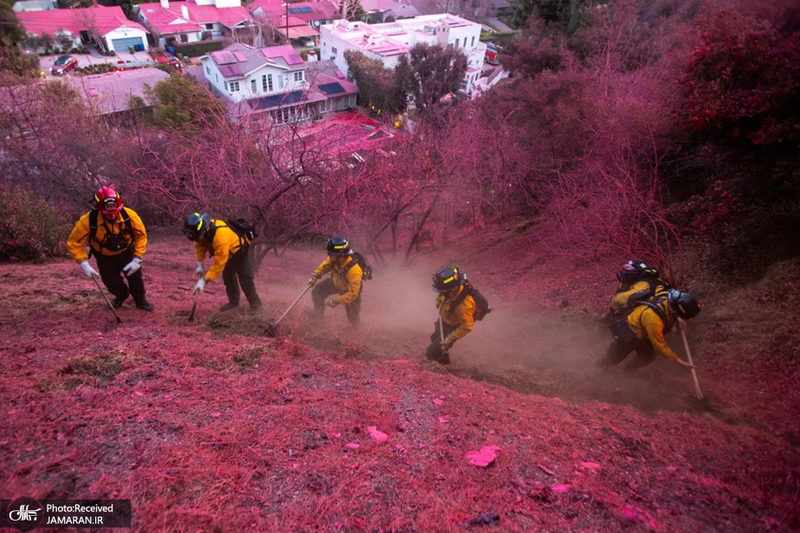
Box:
285;2;289;43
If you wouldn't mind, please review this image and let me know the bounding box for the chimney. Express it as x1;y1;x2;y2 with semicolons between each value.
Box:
160;0;169;7
181;4;189;19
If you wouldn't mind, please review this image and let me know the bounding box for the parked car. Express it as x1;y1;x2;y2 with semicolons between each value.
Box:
50;55;77;76
296;37;315;48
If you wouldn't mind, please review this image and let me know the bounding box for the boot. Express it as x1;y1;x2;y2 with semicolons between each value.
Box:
220;302;239;311
136;300;154;312
112;296;125;309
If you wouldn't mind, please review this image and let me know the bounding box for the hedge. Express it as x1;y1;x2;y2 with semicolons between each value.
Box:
172;40;225;57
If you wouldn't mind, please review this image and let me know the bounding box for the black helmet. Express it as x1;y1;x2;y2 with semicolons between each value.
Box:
617;259;659;283
432;266;463;293
325;236;352;256
667;289;701;320
184;212;211;241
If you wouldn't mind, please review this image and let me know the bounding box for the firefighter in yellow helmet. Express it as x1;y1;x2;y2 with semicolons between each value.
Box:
67;186;153;311
184;212;262;311
308;237;363;325
426;267;475;365
599;289;700;370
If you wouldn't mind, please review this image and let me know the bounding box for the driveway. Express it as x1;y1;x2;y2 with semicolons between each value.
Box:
486;17;513;32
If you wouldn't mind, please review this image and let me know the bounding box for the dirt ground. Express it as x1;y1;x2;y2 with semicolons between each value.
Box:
1;234;798;531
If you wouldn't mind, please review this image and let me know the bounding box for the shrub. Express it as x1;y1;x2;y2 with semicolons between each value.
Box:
0;186;70;261
172;39;224;57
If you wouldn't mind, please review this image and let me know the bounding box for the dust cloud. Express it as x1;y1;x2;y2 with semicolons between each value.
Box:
256;248;706;415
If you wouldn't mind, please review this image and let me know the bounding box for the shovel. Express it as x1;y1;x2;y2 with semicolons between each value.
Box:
266;285;312;337
679;320;704;401
92;274;121;324
188;290;200;322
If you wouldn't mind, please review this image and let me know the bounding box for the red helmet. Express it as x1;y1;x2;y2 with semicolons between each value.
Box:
94;186;123;216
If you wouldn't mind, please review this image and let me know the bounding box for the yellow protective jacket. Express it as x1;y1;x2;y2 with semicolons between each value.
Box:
611;279;669;312
313;255;363;305
436;286;475;343
67;208;147;262
626;297;679;361
194;220;248;281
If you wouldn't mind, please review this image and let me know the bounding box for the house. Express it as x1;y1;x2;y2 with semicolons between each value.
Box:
247;0;338;45
16;6;149;52
359;0;419;23
13;0;57;13
201;42;357;124
136;0;253;48
320;14;486;94
66;67;171;121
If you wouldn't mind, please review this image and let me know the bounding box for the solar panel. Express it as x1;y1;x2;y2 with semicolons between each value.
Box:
211;51;237;65
318;82;345;95
233;51;247;62
219;64;243;77
289;6;312;13
250;91;305;110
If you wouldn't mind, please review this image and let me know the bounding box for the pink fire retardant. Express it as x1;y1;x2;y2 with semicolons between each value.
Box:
367;426;388;443
466;445;500;467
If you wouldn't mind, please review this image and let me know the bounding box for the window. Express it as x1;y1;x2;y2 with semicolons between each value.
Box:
251;79;257;93
332;46;338;54
206;65;210;74
224;81;228;91
205;23;214;30
471;36;475;46
216;74;219;82
278;75;284;89
294;71;303;82
180;34;188;43
455;38;459;47
319;98;329;113
230;81;240;92
262;74;273;92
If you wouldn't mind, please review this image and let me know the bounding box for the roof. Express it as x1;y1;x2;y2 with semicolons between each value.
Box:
137;1;252;33
249;0;338;23
248;90;305;111
13;0;57;13
306;59;357;95
204;42;305;78
17;6;147;37
66;67;171;115
359;0;419;16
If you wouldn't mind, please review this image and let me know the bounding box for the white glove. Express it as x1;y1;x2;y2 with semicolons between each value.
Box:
79;260;99;278
194;277;207;294
122;257;142;275
195;261;205;278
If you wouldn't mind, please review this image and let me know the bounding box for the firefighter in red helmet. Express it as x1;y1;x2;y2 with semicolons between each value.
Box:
67;186;153;311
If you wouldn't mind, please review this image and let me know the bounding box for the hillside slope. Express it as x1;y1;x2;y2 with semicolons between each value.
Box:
0;238;798;532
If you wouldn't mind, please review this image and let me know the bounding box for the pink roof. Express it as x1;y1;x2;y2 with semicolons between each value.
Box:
260;44;303;65
137;1;251;33
17;6;147;37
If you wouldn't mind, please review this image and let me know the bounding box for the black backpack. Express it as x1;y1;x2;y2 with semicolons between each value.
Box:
343;251;372;280
226;218;257;242
451;280;492;321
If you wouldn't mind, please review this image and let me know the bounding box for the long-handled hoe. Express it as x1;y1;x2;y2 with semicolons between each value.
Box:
188;290;200;322
266;285;312;337
679;319;710;408
92;274;121;324
438;316;449;362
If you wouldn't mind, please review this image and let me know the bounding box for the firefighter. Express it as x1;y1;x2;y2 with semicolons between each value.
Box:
184;212;262;311
426;266;475;365
606;259;671;322
599;288;700;370
67;186;153;311
308;237;363;325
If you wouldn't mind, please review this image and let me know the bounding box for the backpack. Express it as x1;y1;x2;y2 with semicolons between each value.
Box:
609;292;674;338
451;280;492;321
226;218;257;242
88;208;132;256
343;251;373;281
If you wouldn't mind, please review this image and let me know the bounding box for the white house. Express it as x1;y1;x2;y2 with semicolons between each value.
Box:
201;43;357;124
13;0;57;13
320;14;486;94
17;6;149;52
137;0;253;48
